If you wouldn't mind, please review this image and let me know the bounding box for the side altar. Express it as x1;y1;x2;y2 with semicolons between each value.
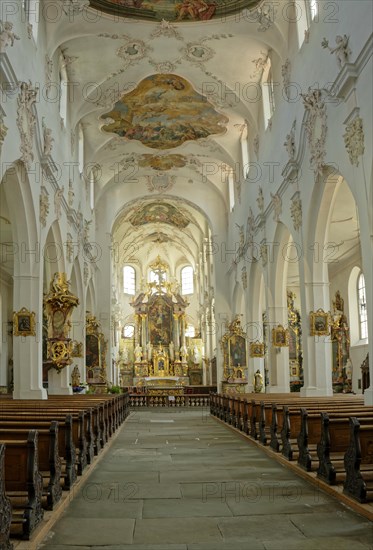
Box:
117;257;203;389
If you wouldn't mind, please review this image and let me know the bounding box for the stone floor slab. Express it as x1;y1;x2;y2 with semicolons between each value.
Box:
45;518;135;545
133;518;223;545
142;498;232;518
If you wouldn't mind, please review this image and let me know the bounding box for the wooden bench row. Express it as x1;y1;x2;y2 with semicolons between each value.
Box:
0;392;130;545
210;393;373;504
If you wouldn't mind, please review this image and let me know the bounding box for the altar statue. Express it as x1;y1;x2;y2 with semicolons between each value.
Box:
71;365;81;387
180;344;187;362
134;344;142;362
193;344;199;364
146;341;153;362
169;341;174;360
254;369;264;393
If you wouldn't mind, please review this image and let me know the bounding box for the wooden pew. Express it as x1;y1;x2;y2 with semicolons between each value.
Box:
343;417;373;502
0;410;86;476
0;422;61;510
0;403;93;467
317;413;373;485
1;431;44;540
0;444;13;550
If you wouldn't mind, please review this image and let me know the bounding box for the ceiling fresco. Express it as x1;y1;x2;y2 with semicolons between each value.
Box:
100;74;227;150
138;154;187;171
128;202;190;228
90;0;261;22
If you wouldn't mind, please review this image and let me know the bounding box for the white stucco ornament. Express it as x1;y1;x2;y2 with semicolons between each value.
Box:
343;116;365;167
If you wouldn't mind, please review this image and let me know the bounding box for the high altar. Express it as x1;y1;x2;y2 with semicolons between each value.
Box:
118;257;203;389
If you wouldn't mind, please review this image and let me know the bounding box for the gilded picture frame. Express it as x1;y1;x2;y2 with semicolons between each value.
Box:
310;309;330;336
272;325;289;347
250;341;265;357
13;307;36;337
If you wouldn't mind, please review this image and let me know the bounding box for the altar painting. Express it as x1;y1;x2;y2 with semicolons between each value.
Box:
86;333;101;383
148;297;172;345
229;334;246;367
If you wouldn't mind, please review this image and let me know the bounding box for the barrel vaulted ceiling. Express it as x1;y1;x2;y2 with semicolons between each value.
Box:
45;0;289;267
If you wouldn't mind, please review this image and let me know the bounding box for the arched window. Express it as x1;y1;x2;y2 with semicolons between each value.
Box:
308;0;318;21
357;273;368;339
240;125;249;179
228;170;235;212
262;58;275;129
185;324;195;337
59;56;68;127
122;324;135;338
78;124;84;175
123;266;136;295
181;266;194;295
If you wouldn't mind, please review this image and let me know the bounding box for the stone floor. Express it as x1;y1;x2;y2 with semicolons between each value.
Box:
39;409;373;550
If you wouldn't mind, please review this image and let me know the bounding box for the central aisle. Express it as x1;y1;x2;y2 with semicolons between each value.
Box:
40;409;372;549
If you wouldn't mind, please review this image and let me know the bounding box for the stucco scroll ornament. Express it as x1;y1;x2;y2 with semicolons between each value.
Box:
253;134;259;159
235;223;245;258
45;55;53;96
284;120;296;161
321;35;351;69
301;87;327;181
246;207;256;247
290;195;302;232
27;23;33;39
16;81;38;168
40;188;49;227
61;0;90;15
66;233;73;263
83;261;89;286
343;116;364;167
68;179;75;207
241;266;247;290
0;21;20;52
260;240;268;267
250;53;268;78
54;186;64;220
42;118;54;156
255;4;275;32
270;193;282;222
150;19;183;40
0;112;8;149
83;219;92;250
146;174;176;193
257;186;264;214
281;58;291;100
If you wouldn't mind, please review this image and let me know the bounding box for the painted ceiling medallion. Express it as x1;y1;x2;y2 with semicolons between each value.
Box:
139;154;187;171
100;74;227;150
90;0;261;22
129;202;190;228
